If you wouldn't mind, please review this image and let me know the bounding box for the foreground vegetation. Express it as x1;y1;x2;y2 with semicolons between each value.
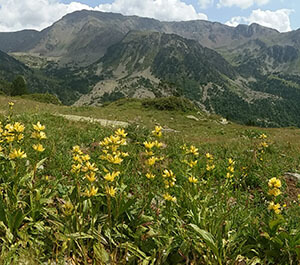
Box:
0;97;300;264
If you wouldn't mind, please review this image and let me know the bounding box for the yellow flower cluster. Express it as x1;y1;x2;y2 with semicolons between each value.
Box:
8;101;14;110
268;201;281;215
100;129;128;165
268;177;282;197
1;122;25;143
226;158;235;179
144;128;164;180
163;193;177;202
152;125;162;138
182;145;199;169
100;128;128;197
9;148;27;160
0;121;27;160
257;134;268;161
162;169;177;202
267;177;282;214
71;145;99;197
31;122;46;153
206;153;215;172
163;169;176;189
181;144;200;184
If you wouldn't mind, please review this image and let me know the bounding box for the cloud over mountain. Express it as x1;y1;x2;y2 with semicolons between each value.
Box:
0;0;207;32
226;8;293;32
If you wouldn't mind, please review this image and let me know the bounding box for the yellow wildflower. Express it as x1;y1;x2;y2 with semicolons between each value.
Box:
33;121;45;131
145;150;154;156
72;145;83;155
227;166;234;173
81;154;90;162
260;142;268;148
6;136;15;143
85;172;96;182
268;201;281;214
144;141;155;149
259;134;267;139
146;173;155;179
82;162;98;172
163;169;174;178
114;128;127;138
228;158;235;165
105;154;123;164
9;148;27;159
206;164;215;171
163;193;176;202
31;131;47;140
189;145;199;156
85;186;98;197
268;188;281;197
268;177;281;188
206;153;213;160
164;179;176;189
104;171;120;182
188;176;198;184
5;124;14;132
71;164;82;174
106;186;116;197
13;122;25;133
16;134;24;142
32;143;45;152
8;102;14;109
154;140;163;148
226;172;234;179
146;156;158;166
152;126;162;137
187;160;198;168
73;155;83;164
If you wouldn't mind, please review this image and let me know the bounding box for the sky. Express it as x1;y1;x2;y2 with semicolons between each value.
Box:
0;0;299;33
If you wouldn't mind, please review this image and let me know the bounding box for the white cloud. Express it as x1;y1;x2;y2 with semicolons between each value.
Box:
96;0;208;21
198;0;214;9
0;0;93;32
218;0;269;9
225;9;293;32
0;0;208;32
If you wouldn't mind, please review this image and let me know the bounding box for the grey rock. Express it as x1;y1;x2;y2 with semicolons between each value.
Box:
285;172;300;181
186;115;199;121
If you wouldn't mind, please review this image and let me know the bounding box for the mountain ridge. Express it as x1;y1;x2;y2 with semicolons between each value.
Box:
1;10;300;127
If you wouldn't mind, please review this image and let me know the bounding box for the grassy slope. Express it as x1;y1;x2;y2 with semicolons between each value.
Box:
1;95;300;149
1;94;300;183
1;95;300;264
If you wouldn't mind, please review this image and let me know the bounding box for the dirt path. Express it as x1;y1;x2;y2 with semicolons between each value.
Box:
58;114;129;128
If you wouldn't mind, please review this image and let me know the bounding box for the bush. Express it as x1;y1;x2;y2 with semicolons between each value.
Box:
20;93;62;105
142;96;198;112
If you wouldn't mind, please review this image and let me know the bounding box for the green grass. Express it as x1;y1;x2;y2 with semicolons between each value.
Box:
0;96;300;264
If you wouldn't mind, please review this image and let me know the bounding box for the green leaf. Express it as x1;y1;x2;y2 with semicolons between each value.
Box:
269;217;284;232
189;224;219;258
93;243;110;264
0;199;7;224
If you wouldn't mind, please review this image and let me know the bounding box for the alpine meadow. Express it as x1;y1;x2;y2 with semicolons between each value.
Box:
1;6;300;265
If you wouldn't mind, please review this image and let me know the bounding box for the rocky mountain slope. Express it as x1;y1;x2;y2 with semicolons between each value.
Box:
0;11;286;66
1;10;300;126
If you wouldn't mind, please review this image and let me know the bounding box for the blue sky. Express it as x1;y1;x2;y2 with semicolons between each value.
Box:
0;0;299;32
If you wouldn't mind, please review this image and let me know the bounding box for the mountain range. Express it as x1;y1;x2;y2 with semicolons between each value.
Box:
1;10;300;127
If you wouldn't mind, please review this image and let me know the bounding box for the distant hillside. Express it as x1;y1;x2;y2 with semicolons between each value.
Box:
2;10;300;126
0;11;284;66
